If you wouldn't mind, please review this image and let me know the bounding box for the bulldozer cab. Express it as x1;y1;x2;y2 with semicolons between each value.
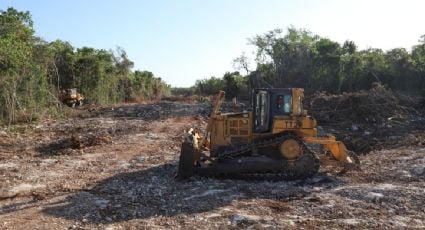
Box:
253;88;302;133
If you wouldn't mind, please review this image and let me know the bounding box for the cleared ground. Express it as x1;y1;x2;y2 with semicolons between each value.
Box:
0;101;424;229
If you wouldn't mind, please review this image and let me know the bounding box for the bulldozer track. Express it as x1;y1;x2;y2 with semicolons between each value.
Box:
214;134;320;180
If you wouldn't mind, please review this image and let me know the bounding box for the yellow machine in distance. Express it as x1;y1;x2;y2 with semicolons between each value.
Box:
177;88;359;180
60;88;85;107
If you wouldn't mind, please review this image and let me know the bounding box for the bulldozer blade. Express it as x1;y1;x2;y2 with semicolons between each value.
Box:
176;142;195;179
303;136;360;173
320;151;361;175
342;151;361;171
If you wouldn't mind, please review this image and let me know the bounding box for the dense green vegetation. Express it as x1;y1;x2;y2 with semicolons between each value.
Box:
194;27;425;99
1;7;424;124
0;8;170;124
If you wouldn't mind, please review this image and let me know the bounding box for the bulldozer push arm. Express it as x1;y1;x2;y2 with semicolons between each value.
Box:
199;91;225;149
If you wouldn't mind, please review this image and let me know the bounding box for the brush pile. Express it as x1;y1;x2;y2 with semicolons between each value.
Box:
305;84;425;153
305;84;419;124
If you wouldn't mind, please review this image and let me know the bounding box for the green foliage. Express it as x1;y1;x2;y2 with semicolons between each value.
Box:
171;87;196;96
0;8;39;124
312;38;342;91
1;7;424;124
223;71;249;99
128;70;170;101
0;8;170;124
195;77;225;96
249;27;319;90
232;53;250;74
193;72;250;100
248;28;425;93
194;28;425;99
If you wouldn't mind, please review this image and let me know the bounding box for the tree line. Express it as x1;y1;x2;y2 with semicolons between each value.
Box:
0;8;170;124
190;27;425;99
2;7;424;124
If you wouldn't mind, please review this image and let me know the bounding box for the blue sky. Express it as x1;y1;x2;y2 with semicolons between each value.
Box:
1;0;424;87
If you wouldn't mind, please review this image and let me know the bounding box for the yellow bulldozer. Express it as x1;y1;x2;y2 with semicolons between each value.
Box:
60;88;85;107
177;88;359;180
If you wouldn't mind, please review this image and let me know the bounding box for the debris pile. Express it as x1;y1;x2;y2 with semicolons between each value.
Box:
70;132;113;149
306;85;419;124
305;86;425;153
90;102;208;119
162;95;213;103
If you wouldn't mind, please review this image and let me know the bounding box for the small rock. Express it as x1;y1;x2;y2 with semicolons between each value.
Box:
230;215;246;225
412;166;424;176
365;192;384;202
95;199;110;209
229;214;259;226
147;133;160;140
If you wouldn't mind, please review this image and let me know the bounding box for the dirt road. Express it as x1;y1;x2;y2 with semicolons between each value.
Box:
0;102;424;229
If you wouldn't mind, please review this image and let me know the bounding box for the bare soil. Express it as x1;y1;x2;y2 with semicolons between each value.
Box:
0;99;424;229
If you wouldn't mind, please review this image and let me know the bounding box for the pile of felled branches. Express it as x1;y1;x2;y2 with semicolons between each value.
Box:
304;85;416;125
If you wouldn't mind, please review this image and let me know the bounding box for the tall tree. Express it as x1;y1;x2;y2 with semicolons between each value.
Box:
249;27;318;90
312;38;342;92
0;8;36;123
412;35;425;91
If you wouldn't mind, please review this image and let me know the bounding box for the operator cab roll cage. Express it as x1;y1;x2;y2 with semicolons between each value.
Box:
253;88;294;133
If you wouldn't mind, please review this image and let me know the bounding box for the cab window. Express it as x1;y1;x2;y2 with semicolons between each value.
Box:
277;95;284;111
276;95;292;114
284;95;292;113
255;91;269;132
